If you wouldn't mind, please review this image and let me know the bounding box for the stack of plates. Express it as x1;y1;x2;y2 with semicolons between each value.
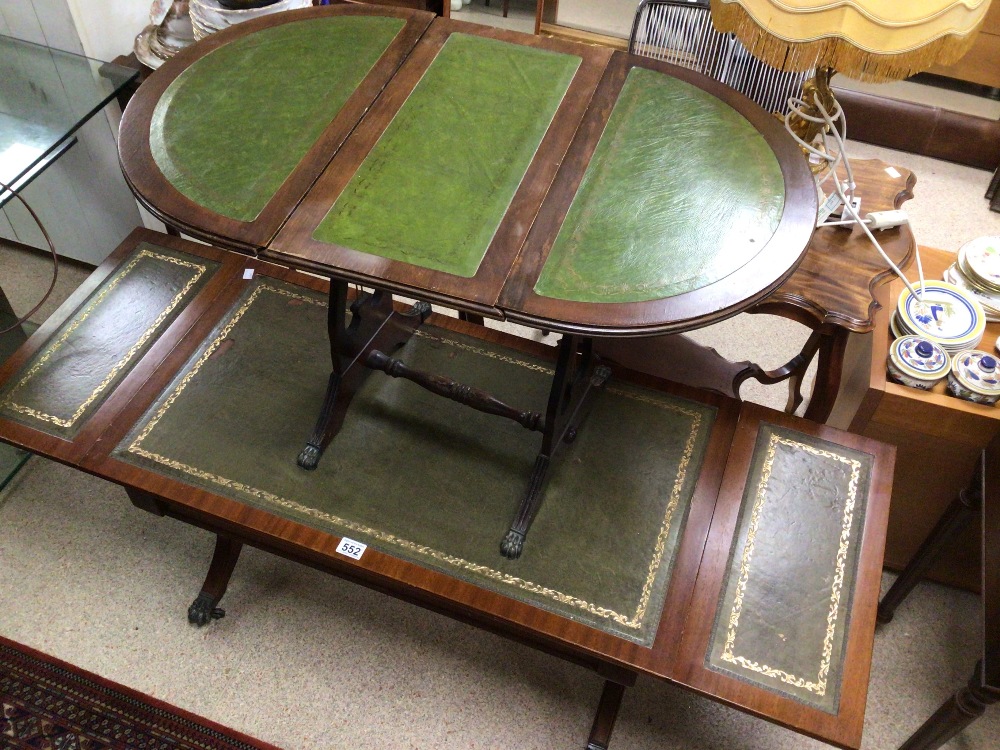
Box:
190;0;310;41
943;236;1000;322
892;280;986;354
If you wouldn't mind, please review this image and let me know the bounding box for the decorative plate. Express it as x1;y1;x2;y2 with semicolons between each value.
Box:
944;263;1000;314
896;281;985;348
959;236;1000;289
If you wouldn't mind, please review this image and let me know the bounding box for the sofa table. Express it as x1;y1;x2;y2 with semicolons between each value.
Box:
0;227;895;750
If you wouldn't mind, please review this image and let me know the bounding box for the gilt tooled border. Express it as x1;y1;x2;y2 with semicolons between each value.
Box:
0;249;209;429
124;282;708;630
719;433;862;697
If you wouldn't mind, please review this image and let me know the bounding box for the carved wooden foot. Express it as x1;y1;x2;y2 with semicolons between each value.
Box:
188;535;243;627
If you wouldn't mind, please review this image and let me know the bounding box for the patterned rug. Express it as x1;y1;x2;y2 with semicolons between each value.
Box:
0;635;280;749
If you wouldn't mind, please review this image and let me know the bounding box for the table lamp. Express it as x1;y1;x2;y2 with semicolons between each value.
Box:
710;0;994;145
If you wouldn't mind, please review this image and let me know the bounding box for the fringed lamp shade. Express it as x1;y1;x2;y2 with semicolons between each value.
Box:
710;0;993;82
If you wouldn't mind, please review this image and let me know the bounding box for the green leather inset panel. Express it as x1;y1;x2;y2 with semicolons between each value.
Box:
535;67;785;303
150;17;405;223
115;279;715;645
313;33;581;278
0;244;218;439
707;424;873;713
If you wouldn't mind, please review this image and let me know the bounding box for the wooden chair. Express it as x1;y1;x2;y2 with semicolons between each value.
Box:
628;0;812;116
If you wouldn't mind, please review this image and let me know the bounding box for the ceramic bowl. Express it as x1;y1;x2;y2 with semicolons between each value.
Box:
887;336;949;390
947;349;1000;405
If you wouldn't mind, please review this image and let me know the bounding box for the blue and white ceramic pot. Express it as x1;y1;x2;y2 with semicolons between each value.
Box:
947;350;1000;405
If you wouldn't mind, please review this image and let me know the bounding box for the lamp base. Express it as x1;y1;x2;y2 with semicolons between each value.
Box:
786;67;837;149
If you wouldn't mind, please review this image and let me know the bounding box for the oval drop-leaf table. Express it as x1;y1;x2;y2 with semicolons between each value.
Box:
118;4;818;557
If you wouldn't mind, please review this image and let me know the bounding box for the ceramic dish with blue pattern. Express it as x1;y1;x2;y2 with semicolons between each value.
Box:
887;336;949;390
948;350;1000;405
895;281;985;354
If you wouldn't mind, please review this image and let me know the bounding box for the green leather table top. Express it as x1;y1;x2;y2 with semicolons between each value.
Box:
150;16;405;223
0;244;217;439
707;423;873;713
121;6;815;335
534;67;785;304
114;277;716;645
312;33;581;277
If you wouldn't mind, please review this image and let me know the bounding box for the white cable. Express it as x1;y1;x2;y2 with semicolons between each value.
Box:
783;88;925;303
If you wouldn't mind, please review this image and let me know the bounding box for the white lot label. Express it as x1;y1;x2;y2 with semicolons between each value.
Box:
336;537;367;560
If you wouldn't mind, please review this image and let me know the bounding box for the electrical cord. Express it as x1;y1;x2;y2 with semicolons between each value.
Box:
0;177;59;335
783;89;925;302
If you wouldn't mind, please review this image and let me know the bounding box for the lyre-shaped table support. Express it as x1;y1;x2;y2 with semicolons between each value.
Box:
298;282;610;559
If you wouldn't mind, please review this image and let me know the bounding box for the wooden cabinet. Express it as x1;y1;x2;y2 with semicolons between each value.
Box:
843;247;1000;591
930;3;1000;88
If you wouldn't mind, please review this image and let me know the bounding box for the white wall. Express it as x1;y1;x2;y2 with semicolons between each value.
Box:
64;0;149;62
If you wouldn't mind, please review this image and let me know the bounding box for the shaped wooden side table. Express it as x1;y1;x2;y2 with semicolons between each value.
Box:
596;157;916;424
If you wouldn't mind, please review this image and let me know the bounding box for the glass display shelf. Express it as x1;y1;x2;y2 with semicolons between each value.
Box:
0;34;139;207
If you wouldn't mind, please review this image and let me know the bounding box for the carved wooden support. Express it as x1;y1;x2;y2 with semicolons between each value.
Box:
365;349;545;431
188;535;244;627
586;680;628;750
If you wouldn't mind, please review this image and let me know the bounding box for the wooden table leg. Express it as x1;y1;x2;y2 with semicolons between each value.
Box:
802;327;848;423
586;680;628;750
298;281;430;469
877;453;982;624
898;661;999;750
188;535;244;626
501;335;610;559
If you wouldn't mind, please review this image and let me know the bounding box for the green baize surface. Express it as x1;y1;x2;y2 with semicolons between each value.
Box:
313;33;582;278
535;67;786;303
150;17;405;223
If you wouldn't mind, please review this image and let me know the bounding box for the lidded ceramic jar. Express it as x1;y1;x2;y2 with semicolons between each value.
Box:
887;336;949;390
947;350;1000;405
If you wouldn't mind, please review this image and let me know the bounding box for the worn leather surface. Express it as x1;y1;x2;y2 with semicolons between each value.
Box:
150;17;405;222
0;244;218;439
115;279;715;644
534;67;784;304
707;423;873;713
313;33;581;277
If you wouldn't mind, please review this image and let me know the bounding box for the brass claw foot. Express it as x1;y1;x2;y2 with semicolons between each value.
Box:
188;592;225;626
297;443;321;470
500;529;525;559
